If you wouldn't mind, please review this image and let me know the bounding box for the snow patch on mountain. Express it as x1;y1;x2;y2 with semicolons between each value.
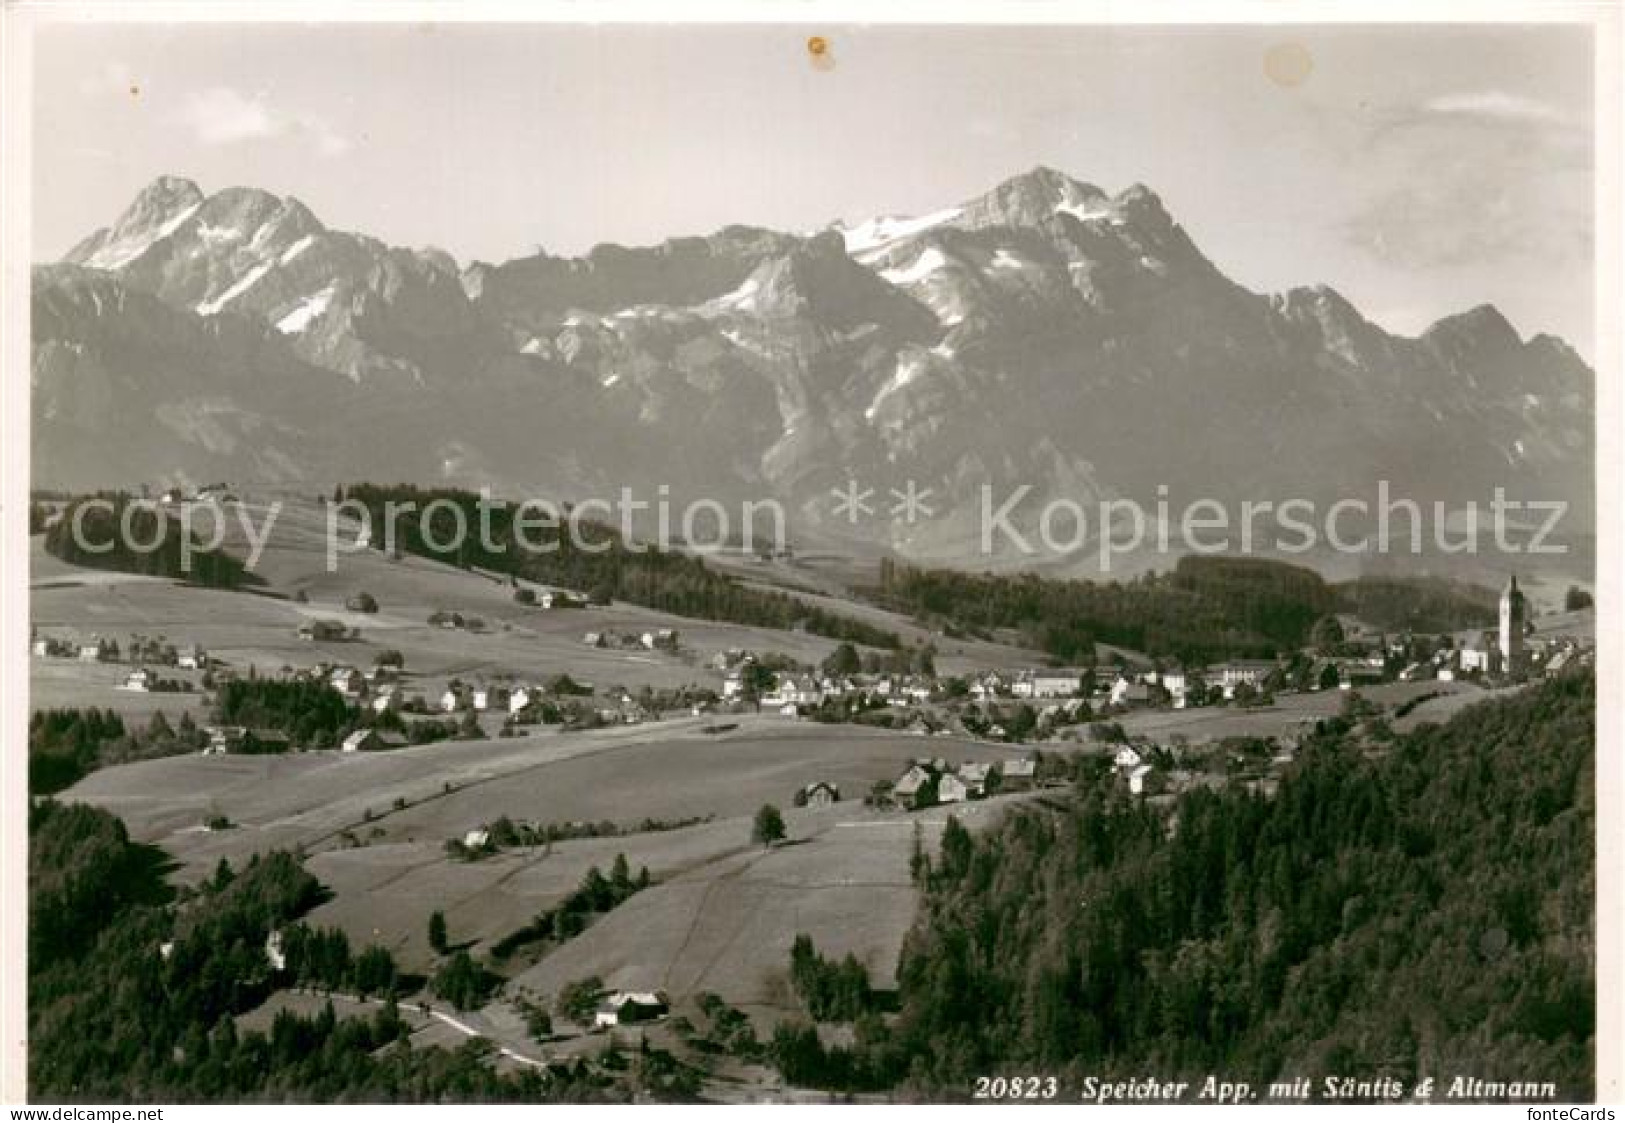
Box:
82;202;202;270
880;247;950;288
840;207;963;257
275;284;337;334
279;235;316;265
197;261;272;315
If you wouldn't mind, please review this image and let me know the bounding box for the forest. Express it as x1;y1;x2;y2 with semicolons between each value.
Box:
338;483;900;648
769;672;1594;1102
26;800;656;1102
42;496;257;589
869;556;1497;663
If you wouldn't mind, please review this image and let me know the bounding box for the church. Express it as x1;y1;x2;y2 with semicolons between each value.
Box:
1498;574;1528;677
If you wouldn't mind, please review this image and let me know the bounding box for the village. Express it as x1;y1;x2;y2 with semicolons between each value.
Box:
31;564;1593;825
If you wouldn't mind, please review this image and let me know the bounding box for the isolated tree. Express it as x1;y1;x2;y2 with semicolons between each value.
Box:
556;975;606;1024
1565;585;1593;612
1318;662;1342;691
428;909;448;955
1310;614;1346;654
913;643;937;676
822;642;862;677
752;803;787;848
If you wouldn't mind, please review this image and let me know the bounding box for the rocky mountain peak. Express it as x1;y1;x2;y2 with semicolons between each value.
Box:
959;165;1110;229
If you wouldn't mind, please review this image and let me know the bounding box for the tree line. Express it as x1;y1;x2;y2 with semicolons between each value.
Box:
766;672;1595;1101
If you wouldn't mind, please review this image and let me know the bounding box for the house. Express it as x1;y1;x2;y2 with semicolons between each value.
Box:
1210;660;1279;698
1459;637;1499;675
938;774;970;804
30;638;50;658
1141;670;1188;707
341;729;382;753
957;761;992;795
203;725;247;755
1109;676;1151;707
265;930;287;972
593;991;669;1029
802;781;841;808
121;668;152;692
1128;763;1154;795
779;701;800;718
1002;758;1037;790
893;764;933;805
177;644;206;670
371;684;400;713
463;828;491;850
969;673;1008;701
509;687;533;714
721;673;744;701
640;629;679;652
1031;671;1084;698
1113;745;1144;771
770;676;823;707
78;640;105;663
582;632;606;648
329;665;364;698
472;688;490;712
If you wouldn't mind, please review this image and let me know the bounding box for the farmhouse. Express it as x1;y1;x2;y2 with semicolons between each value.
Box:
1001;757;1037;789
1109;676;1151;707
1027;670;1085;698
78;640;105;662
801;781;841;808
969;672;1008;701
582;632;606;648
203;725;247;755
341;729;384;753
957;761;992;796
1114;745;1144;771
121;668;152;692
30;638;49;658
177;644;206;670
370;684;400;713
640;629;679;651
329;665;364;698
1210;659;1279;698
893;764;933;805
1129;763;1155;795
593;991;669;1029
769;675;824;707
938;774;970;804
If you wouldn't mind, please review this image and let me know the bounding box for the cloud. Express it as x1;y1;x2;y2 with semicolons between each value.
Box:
1422;90;1567;125
1342;88;1590;273
181;86;278;144
177;85;350;156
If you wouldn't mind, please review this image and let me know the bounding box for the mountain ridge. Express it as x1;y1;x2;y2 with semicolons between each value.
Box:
32;166;1594;567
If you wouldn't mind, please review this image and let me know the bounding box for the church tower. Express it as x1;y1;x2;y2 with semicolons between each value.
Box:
1499;575;1527;674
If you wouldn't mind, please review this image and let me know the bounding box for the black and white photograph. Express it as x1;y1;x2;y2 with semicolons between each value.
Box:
1;2;1619;1110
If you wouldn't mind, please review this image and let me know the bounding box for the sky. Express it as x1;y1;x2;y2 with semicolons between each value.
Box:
31;21;1596;354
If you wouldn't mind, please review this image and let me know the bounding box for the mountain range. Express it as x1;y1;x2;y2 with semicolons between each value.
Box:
32;167;1593;568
